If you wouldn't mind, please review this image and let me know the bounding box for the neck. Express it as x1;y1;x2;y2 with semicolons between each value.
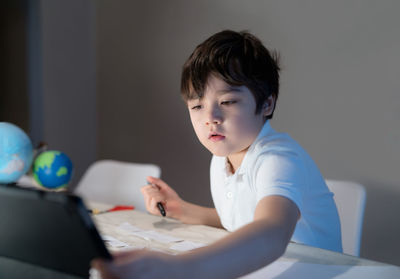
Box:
227;149;248;174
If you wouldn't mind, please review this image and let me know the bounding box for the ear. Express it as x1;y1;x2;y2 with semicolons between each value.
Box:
262;95;276;117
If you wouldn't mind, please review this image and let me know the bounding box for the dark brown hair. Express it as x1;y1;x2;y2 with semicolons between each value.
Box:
181;30;280;119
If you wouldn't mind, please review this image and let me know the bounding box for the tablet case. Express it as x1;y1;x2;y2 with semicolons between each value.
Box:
0;184;111;278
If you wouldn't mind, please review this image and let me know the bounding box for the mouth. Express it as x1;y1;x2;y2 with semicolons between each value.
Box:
208;133;225;142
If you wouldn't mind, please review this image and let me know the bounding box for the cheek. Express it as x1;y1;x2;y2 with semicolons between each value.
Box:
230;114;253;130
231;114;263;138
190;115;205;139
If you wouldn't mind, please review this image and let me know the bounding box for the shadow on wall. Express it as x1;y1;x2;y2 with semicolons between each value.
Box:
361;180;400;266
0;0;29;132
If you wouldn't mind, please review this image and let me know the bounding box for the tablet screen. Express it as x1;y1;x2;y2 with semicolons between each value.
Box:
0;184;111;277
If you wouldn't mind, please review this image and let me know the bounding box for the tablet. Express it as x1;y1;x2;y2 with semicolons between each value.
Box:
0;184;112;278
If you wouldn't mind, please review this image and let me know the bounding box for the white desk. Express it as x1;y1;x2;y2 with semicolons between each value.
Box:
91;205;400;278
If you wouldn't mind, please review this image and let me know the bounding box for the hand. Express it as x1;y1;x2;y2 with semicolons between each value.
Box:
141;176;184;220
92;249;188;279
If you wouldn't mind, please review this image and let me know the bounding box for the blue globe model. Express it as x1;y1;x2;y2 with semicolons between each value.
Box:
33;150;73;189
0;122;33;184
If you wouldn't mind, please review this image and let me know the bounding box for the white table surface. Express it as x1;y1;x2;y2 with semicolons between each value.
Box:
89;202;400;278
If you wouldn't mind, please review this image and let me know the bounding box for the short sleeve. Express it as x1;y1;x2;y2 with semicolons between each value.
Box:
253;151;306;214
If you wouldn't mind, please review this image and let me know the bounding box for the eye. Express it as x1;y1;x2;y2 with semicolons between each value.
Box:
190;105;202;110
221;100;237;106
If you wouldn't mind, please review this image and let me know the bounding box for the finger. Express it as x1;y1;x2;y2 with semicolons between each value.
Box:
112;249;144;263
146;176;169;190
141;185;164;196
140;185;154;196
144;196;155;214
145;180;162;192
113;249;155;266
141;185;157;193
91;258;102;270
149;198;159;215
91;259;118;279
143;192;161;215
142;188;164;203
142;195;160;215
141;188;160;203
149;198;163;216
140;187;152;206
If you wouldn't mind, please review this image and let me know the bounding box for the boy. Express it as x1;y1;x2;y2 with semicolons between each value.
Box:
93;30;342;278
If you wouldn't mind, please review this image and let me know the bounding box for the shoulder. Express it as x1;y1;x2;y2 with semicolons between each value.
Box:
246;133;309;212
241;130;311;191
251;130;305;170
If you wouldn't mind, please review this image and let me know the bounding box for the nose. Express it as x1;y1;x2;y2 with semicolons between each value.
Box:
206;105;222;125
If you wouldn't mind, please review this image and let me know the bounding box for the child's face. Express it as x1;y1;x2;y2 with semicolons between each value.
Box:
187;75;271;158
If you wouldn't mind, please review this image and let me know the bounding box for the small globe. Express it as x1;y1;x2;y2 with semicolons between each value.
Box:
0;122;34;184
33;150;73;189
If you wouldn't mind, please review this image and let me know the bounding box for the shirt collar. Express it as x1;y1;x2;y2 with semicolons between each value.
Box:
224;120;273;176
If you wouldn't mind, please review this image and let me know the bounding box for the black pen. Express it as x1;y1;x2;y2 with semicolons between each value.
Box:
147;180;166;217
157;202;166;217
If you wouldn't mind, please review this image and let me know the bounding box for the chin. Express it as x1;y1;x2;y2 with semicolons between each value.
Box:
208;149;230;157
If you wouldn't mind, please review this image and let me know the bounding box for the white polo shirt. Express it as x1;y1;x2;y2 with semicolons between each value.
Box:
210;121;342;252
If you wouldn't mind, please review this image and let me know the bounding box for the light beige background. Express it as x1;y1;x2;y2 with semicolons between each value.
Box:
33;0;400;265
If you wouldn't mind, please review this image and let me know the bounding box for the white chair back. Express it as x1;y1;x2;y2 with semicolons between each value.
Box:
326;179;366;256
75;160;161;212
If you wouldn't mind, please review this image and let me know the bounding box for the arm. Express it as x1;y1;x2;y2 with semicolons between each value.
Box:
179;200;223;228
142;176;223;228
93;195;299;279
181;195;300;279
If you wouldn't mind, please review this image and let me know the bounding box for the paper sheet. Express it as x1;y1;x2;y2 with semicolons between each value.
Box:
118;222;183;243
101;235;131;248
169;240;207;251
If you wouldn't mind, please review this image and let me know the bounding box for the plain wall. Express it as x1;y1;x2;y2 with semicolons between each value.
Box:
96;0;400;265
30;0;97;186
